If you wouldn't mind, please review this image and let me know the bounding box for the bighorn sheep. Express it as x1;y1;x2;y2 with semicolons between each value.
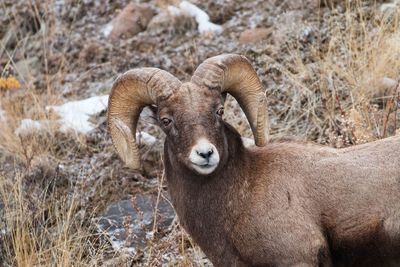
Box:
108;54;400;266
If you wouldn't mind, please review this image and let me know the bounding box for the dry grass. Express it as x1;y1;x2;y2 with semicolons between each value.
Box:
0;91;105;266
269;0;400;146
0;172;107;266
317;0;400;142
0;0;399;266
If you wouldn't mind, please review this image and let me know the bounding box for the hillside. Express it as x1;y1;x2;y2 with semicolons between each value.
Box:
0;0;399;266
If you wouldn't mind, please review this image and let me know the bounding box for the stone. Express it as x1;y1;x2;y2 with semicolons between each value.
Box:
239;28;273;44
94;193;175;255
110;3;155;39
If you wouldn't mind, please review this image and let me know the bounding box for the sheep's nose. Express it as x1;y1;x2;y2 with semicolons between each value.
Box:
189;138;220;175
190;138;218;163
197;148;214;160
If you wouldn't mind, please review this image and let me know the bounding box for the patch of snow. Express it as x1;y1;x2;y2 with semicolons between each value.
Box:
15;119;50;135
177;1;223;34
108;237;137;255
167;5;181;17
47;95;109;134
241;137;255;147
146;230;154;240
136;131;157;146
101;23;113;37
13;96;160;138
380;0;400;12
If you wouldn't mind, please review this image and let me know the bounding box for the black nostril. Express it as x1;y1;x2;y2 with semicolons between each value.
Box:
197;149;213;159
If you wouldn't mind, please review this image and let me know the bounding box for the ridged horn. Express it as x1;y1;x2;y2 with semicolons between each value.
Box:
191;54;268;146
108;68;181;169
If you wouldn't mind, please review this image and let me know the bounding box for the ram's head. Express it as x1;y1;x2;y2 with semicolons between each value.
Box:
108;54;268;174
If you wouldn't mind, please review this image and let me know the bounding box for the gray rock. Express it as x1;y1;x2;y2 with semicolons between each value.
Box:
109;3;155;39
95;193;175;255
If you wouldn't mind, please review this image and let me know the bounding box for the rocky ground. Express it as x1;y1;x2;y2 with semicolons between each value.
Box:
0;0;399;266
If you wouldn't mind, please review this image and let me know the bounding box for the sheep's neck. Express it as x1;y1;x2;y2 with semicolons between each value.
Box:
164;124;251;262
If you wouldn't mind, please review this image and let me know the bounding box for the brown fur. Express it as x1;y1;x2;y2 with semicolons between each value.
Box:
157;83;400;267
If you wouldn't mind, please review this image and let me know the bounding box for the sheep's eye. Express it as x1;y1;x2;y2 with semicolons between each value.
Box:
161;118;172;127
216;107;224;116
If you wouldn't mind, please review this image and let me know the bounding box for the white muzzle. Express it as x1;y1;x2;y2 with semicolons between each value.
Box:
189;138;220;175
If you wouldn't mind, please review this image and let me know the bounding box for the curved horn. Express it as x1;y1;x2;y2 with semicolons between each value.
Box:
191;54;268;146
108;68;181;169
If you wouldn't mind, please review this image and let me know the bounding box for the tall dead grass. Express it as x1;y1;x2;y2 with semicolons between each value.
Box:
287;0;400;146
0;1;107;266
0;172;105;266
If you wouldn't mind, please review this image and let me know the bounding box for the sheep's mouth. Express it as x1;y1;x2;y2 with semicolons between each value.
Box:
193;162;215;168
190;162;218;174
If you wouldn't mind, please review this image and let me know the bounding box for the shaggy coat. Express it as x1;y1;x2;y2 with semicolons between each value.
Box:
165;120;400;266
